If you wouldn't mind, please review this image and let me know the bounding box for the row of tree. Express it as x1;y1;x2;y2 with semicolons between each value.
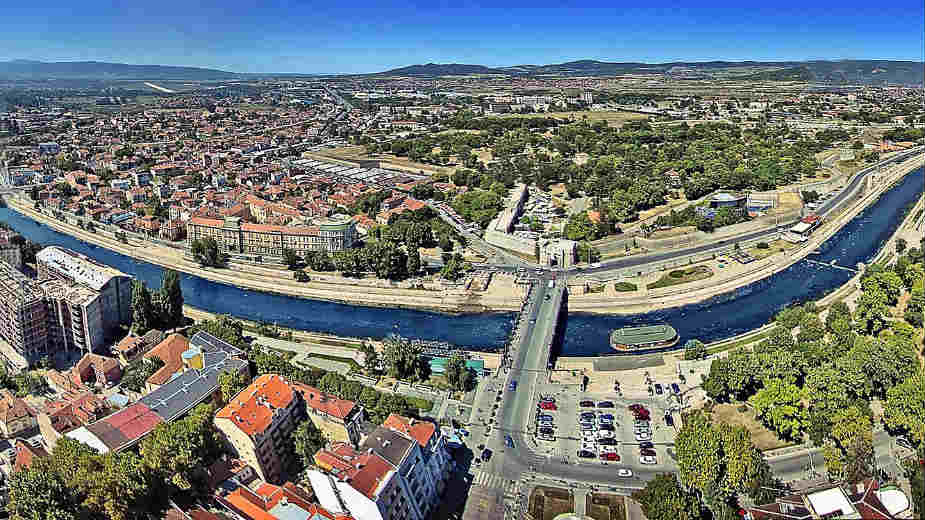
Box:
130;269;185;335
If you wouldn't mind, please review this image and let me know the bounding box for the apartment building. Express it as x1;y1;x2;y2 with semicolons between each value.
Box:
0;260;50;372
214;374;305;484
186;214;357;259
0;238;22;270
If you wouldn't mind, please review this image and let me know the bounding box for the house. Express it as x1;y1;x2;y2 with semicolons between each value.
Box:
13;438;48;473
143;333;191;392
293;383;364;446
214;374;304;484
745;479;907;519
70;352;122;387
38;391;110;450
217;479;349;520
112;329;166;365
0;389;36;437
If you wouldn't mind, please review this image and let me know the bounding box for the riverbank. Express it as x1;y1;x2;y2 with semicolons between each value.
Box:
2;195;522;314
566;153;925;314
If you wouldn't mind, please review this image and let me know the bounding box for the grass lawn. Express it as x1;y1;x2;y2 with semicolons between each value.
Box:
647;266;713;290
710;403;794;451
303;352;363;373
586;494;625;520
706;327;776;355
749;239;798;260
529;486;575;520
614;282;637;292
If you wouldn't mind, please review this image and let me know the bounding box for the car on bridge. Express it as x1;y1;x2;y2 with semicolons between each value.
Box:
504;435;515;449
508;381;517;391
481;448;492;462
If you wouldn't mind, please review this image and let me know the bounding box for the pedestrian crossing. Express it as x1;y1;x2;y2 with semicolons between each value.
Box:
471;471;520;494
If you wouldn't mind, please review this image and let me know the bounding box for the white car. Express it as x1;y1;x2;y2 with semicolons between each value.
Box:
581;441;597;451
582;431;597;442
596;430;615;439
635;432;652;442
640;455;657;465
616;468;633;478
599;445;617;455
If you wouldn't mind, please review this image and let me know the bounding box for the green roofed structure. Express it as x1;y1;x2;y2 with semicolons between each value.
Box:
610;324;679;353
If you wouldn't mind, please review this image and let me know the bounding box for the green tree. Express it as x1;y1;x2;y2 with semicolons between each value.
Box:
158;269;184;330
382;335;429;381
187;315;246;347
823;406;874;483
131;281;156;334
883;373;925;445
683;339;707;360
445;352;473;391
406;247;422;276
749;378;807;439
121;356;166;393
440;252;471;281
360;343;381;374
191;237;226;267
281;248;301;270
8;457;82;520
139;403;221;496
292;419;326;469
218;369;251;404
631;473;705;520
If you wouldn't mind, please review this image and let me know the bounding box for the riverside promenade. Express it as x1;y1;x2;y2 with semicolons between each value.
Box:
566;154;925;314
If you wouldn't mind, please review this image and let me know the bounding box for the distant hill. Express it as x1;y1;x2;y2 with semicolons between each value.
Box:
372;59;924;84
0;60;239;80
379;63;507;76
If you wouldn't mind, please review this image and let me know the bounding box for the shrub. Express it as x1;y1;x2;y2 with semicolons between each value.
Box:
756;242;770;249
669;270;686;278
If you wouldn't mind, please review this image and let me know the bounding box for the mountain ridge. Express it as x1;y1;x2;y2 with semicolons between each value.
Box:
0;59;239;80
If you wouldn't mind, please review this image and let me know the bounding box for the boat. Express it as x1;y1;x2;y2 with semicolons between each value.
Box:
610;324;679;353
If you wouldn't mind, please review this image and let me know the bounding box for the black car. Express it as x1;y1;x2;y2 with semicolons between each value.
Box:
654;384;663;395
671;383;681;394
481;449;492;462
597;401;614;408
664;414;674;426
597;423;615;431
539;427;554;436
579;400;595;408
597;438;617;446
640;448;657;457
577;450;595;459
638;441;654;449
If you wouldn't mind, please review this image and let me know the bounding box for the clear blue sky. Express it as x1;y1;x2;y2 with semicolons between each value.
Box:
3;1;923;74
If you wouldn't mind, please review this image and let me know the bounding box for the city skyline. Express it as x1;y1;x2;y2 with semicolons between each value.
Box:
3;1;924;74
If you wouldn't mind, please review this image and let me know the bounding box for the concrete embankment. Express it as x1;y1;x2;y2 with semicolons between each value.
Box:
2;195;520;314
566;154;925;315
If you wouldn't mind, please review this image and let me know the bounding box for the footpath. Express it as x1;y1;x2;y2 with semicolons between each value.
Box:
566;154;925;314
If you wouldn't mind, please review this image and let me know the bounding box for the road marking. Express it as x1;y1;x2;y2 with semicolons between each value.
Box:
472;471;520;493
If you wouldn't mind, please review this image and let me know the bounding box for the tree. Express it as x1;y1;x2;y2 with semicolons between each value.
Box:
191;237;226;267
8;457;81;520
381;335;429;381
158;269;184;330
440;252;471;281
121;356;165;393
360;343;381;374
140;404;221;496
281;248;300;270
292;419;326;469
631;473;705;520
683;339;707;360
823;406;874;483
218;369;251;404
131;281;156;334
749;378;807;439
895;237;907;255
406;247;422;276
883;373;925;445
445;353;473;391
187;315;246;348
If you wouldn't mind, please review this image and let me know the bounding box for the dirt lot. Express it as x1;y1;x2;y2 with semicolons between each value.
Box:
311;145;452;175
586;493;626;520
529;486;575;520
710;403;793;451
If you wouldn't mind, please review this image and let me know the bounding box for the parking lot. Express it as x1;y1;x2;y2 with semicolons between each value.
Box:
528;382;681;476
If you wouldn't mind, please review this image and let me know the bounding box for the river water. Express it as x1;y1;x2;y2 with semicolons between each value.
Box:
0;166;921;355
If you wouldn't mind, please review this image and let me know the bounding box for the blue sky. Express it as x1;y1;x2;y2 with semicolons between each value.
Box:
3;1;923;74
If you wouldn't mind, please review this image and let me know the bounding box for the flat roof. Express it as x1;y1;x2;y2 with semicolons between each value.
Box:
610;324;678;345
807;487;859;519
36;246;128;291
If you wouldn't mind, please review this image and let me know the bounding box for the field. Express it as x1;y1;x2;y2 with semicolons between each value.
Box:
311;145;450;175
614;282;637;292
529;486;575;520
586;493;625;520
710;403;794;451
499;110;649;127
647;266;713;290
748;239;798;260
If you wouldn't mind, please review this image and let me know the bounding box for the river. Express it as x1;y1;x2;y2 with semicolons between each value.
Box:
0;166;921;355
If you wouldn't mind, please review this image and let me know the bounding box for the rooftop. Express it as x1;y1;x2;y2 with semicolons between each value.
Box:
610;324;678;346
293;383;358;421
216;374;297;438
36;246;128;291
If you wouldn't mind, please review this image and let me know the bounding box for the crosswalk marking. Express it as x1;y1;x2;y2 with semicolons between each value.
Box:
471;471;520;493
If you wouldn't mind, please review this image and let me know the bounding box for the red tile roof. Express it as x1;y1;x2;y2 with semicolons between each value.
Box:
14;439;48;473
145;333;189;386
313;442;394;500
292;383;357;420
382;414;436;448
216;374;295;437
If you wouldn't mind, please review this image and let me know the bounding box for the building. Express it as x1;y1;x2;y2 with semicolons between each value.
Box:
186;215;357;260
218;477;351;520
36;247;133;352
0;238;22;270
112;329;166;365
142;333;191;392
295;383;363;446
38;391;109;451
40;278;107;356
0;389;37;437
70;352;122;387
709;192;748;209
38;142;60;155
305;469;383;520
13;438;48;473
745;479;907;519
0;260;50;372
214;374;305;484
66;331;247;453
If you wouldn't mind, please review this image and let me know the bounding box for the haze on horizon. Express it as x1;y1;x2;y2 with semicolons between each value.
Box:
3;0;924;75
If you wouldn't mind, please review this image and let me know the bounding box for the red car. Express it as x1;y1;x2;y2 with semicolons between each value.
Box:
538;401;557;411
634;410;651;420
600;452;621;461
628;404;645;412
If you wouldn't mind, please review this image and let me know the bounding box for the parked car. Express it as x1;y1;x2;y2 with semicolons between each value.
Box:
596;430;615;439
581;441;597;452
628;404;645;412
538;427;554;436
664;414;674;426
640;448;657;457
597;413;615;421
600;452;621;461
638;441;654;449
580;400;595;408
577;450;595;459
540;396;556;404
580;423;596;431
635;432;652;442
597;401;614;408
481;449;492;462
504;435;514;449
671;383;681;394
539;401;557;411
616;468;633;478
597;438;618;446
508;381;517;392
538;414;554;423
597;423;615;432
654;384;663;395
639;455;657;465
580;411;596;419
634;410;651;420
